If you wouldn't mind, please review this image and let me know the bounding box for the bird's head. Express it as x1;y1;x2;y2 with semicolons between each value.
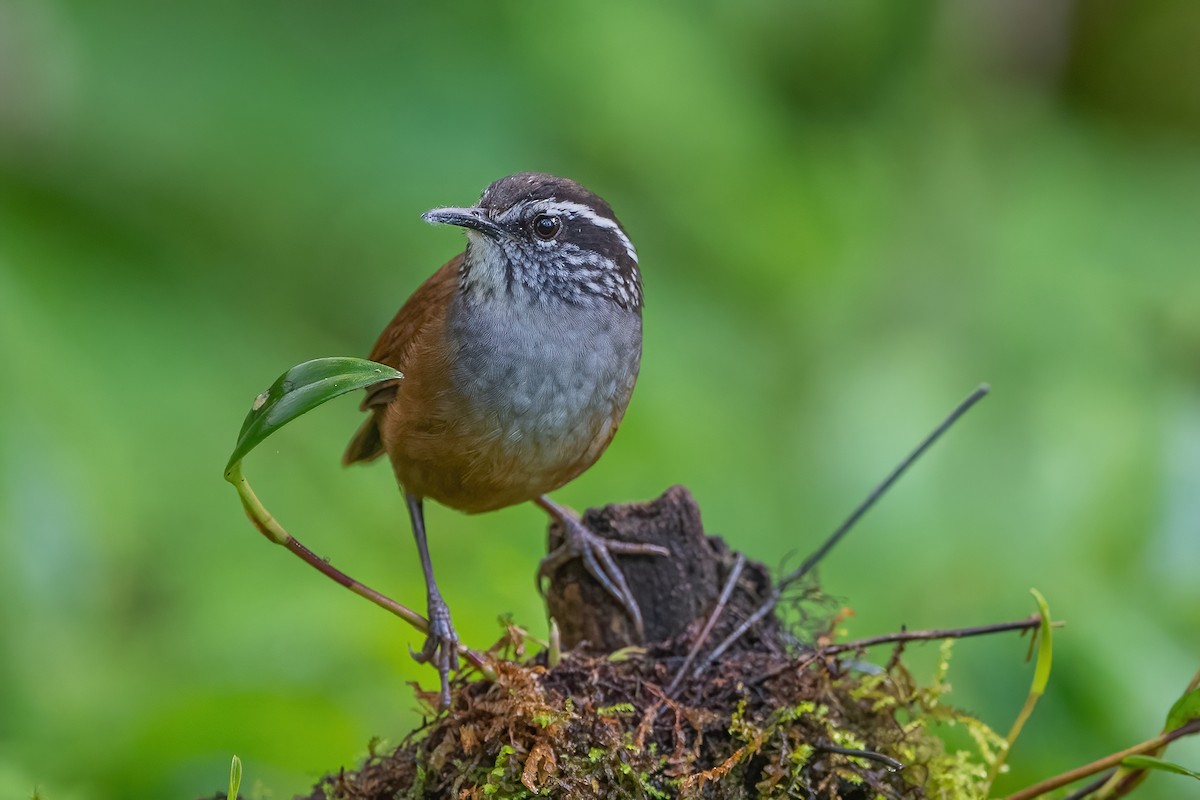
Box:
423;172;642;311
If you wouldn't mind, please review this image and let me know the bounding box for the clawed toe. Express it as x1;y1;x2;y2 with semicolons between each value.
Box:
412;598;459;709
537;512;669;640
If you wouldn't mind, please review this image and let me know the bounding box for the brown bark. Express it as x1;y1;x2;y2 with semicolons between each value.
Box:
543;485;778;654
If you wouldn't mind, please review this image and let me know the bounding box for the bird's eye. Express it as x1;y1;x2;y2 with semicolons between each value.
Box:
532;214;562;240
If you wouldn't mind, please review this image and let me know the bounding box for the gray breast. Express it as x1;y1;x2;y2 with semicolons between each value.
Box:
445;293;642;461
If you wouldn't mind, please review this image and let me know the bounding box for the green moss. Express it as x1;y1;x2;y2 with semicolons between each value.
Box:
310;637;1000;799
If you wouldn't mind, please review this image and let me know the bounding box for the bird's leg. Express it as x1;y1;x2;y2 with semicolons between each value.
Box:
405;493;459;709
535;495;669;639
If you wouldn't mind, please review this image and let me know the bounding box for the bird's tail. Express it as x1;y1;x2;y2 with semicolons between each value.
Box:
342;416;385;465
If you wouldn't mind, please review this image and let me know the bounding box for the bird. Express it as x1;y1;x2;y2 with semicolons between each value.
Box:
343;172;665;707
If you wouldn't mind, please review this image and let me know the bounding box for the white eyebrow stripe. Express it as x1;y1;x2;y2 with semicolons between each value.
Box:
536;200;639;264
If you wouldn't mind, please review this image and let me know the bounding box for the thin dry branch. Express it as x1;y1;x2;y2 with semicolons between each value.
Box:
1003;719;1200;800
667;553;746;695
820;614;1047;655
693;385;990;672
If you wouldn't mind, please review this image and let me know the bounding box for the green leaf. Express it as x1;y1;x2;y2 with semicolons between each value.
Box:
1121;755;1200;781
229;754;243;800
988;588;1055;789
224;357;402;476
1028;588;1053;696
1166;687;1200;731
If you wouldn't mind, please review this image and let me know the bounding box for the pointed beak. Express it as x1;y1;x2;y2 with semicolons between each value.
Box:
421;206;506;239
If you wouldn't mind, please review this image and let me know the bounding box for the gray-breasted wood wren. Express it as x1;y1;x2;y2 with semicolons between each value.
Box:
344;173;664;707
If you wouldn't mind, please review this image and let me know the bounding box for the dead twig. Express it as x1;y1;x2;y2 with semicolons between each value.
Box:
820;614;1048;656
814;742;904;772
693;384;990;674
1003;719;1200;800
692;588;781;678
781;383;992;595
1061;774;1111;800
667;553;746;695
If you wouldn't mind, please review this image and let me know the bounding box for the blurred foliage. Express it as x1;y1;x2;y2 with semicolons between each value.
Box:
1;1;1199;798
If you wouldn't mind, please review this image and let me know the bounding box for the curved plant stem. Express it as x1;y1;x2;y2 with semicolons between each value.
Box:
986;590;1054;788
227;461;491;674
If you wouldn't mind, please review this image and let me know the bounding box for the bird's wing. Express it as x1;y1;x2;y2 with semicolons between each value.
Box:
342;253;462;465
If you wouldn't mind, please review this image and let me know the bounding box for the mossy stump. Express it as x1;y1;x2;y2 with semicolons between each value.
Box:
295;487;992;799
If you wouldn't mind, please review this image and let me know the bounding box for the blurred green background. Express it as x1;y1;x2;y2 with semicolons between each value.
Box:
2;1;1199;797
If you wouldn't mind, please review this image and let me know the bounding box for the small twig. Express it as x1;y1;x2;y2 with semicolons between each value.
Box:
1061;773;1112;800
748;616;1047;688
693;385;990;673
884;639;908;672
779;383;991;594
1087;664;1200;798
745;651;822;689
1097;770;1146;800
692;588;781;678
666;553;745;695
820;614;1048;655
1003;719;1200;800
814;743;904;772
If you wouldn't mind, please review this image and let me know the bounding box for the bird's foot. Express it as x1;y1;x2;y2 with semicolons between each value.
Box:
410;593;459;709
537;506;669;640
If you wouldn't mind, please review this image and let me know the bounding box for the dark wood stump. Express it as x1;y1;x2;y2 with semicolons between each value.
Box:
543;485;778;654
